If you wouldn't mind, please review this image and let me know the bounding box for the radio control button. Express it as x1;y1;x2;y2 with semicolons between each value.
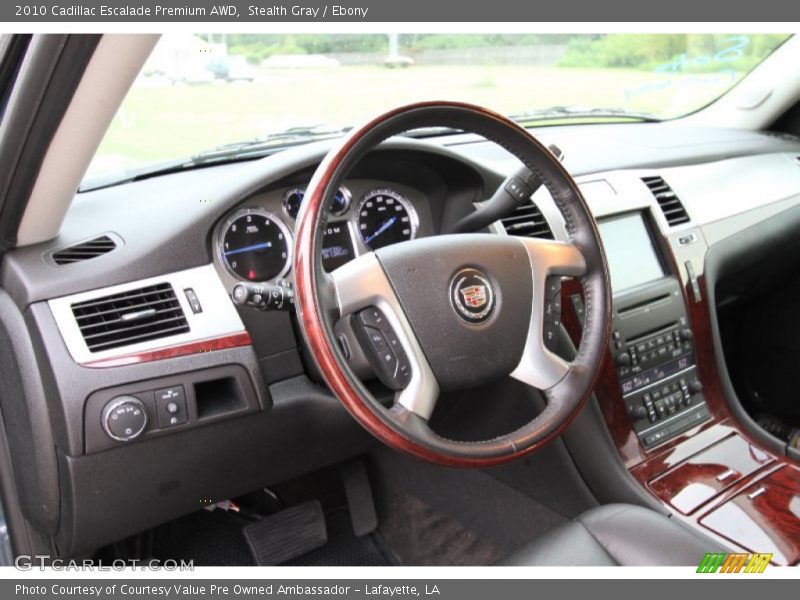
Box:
630;405;647;420
545;300;557;319
615;352;631;367
545;276;561;300
544;323;558;350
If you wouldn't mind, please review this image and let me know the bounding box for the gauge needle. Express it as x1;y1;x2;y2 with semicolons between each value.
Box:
224;241;272;256
364;216;397;244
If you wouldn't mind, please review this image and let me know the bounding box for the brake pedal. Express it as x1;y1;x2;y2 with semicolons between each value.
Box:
243;500;327;565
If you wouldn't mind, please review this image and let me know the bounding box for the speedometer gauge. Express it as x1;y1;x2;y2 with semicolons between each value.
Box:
218;208;292;282
356;188;418;250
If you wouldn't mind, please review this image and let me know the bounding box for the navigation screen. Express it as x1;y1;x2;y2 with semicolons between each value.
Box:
597;213;664;292
321;222;355;272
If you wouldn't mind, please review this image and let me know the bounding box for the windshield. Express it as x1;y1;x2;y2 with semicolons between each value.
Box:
87;33;790;185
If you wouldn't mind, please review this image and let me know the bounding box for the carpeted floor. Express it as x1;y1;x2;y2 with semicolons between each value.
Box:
150;506;396;566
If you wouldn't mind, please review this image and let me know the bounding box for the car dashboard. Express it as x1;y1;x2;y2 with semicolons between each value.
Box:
2;122;800;560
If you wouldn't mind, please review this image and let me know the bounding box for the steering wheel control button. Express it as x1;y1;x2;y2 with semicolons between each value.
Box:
543;275;563;351
358;307;386;329
352;308;411;391
102;395;148;442
155;386;188;428
450;268;495;324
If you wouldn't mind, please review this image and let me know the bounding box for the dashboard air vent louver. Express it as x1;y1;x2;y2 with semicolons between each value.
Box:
71;283;189;353
642;176;690;226
500;200;554;239
51;235;117;265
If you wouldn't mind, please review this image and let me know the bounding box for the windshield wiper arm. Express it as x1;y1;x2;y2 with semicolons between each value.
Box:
508;106;661;124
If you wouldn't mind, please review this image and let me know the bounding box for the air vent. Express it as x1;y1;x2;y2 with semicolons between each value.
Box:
51;235;116;265
642;176;690;226
71;283;189;353
500;200;554;239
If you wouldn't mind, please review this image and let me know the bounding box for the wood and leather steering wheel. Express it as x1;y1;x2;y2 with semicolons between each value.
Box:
294;101;611;467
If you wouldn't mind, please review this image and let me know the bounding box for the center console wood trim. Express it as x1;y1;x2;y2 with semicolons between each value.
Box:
699;465;800;565
561;253;800;564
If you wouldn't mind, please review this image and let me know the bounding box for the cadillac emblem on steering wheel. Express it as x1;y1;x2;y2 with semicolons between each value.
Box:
450;268;495;323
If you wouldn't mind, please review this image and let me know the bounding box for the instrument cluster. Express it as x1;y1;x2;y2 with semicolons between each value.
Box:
215;180;423;284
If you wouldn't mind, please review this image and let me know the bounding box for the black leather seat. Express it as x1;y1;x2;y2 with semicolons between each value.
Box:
501;504;725;566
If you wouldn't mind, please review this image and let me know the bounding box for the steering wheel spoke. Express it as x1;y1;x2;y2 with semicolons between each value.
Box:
510;238;586;390
517;237;586;277
329;253;440;420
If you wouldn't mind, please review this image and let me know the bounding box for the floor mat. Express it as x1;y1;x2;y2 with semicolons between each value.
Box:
152;510;255;566
370;447;570;561
377;484;502;566
151;507;395;566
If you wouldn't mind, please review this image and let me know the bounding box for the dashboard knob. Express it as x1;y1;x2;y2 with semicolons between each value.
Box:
629;405;647;420
680;328;694;342
102;396;148;442
688;379;704;395
615;352;631;367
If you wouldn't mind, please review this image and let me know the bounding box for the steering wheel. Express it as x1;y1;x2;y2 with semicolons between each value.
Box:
294;102;611;467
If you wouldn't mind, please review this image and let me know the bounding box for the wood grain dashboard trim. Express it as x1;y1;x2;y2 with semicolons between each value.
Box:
562;260;800;562
81;331;252;368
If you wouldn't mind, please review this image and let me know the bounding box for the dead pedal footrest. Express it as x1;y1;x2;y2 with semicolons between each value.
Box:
243;500;327;565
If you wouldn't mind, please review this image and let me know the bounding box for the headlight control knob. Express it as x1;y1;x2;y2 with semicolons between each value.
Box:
102;396;148;442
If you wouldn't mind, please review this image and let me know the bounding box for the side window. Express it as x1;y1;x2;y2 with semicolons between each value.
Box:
0;35;31;122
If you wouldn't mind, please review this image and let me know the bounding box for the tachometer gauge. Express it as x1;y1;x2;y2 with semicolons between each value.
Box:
356;188;418;250
218;208;292;282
